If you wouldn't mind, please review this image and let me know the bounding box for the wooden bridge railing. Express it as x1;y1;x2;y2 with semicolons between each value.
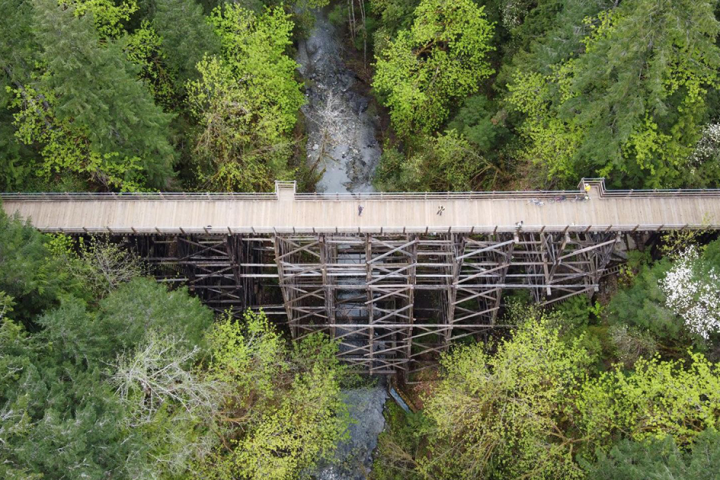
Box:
4;178;720;202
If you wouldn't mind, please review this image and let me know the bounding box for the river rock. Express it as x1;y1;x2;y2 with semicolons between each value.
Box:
306;36;321;56
309;385;388;480
295;9;381;189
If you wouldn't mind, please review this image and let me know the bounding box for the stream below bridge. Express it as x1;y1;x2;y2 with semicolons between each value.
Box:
296;7;381;193
296;7;388;479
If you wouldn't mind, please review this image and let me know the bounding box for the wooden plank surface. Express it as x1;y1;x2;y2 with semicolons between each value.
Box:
4;184;720;234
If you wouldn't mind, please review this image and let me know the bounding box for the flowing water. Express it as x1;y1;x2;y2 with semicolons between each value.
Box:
296;8;381;193
296;7;388;479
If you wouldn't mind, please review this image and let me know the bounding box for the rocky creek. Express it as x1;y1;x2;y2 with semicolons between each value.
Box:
296;6;388;479
296;7;381;193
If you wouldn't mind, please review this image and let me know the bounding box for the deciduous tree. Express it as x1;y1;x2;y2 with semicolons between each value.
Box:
187;5;303;191
375;130;501;191
196;312;350;480
373;0;495;136
420;318;591;479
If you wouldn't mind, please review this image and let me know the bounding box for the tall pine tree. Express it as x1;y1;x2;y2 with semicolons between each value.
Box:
0;0;43;190
153;0;220;87
24;0;176;189
507;0;720;188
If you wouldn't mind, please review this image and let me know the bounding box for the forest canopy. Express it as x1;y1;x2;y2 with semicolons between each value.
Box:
0;209;351;480
4;1;720;478
3;0;720;192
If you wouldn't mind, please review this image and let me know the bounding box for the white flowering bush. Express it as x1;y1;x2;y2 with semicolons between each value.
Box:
690;123;720;166
501;0;535;29
687;123;720;184
660;246;720;340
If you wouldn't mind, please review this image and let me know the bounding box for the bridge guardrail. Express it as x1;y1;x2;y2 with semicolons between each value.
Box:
3;178;720;201
25;223;717;235
0;192;278;201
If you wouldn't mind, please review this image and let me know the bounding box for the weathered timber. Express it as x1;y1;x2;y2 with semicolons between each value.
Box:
3;178;715;374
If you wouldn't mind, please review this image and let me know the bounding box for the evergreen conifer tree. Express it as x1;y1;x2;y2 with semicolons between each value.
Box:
29;0;176;188
153;0;220;86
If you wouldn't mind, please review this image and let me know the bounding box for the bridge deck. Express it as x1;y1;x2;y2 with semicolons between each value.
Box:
3;180;720;234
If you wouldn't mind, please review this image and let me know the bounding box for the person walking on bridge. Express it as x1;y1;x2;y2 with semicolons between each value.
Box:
358;205;364;216
437;205;445;216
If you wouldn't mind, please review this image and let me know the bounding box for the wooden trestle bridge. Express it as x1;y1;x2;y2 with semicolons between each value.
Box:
3;178;720;375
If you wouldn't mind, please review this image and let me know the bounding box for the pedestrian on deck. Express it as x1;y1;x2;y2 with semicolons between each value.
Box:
437;205;445;216
358;205;364;216
584;183;591;200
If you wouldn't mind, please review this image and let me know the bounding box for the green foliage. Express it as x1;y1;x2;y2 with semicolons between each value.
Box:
33;279;211;368
0;274;216;479
124;21;178;108
187;55;292;190
506;296;608;364
206;310;286;405
684;123;720;187
229;356;347;479
607;239;720;353
0;0;43;191
507;0;720;188
153;0;220;86
187;5;303;191
0;207;347;479
0;0;40;89
327;2;348;26
374;130;500;191
372;402;428;480
196;311;350;480
98;278;213;355
8;0;177;190
608;324;658;369
584;429;720;480
9;84;145;190
551;296;592;335
0;328;137;479
48;235;144;298
209;5;302;135
0;211;76;323
506;65;584;185
59;0;139;38
660;221;713;259
6;0;720;194
421;317;591;479
369;0;419;54
399;313;720;478
498;0;610;80
578;353;720;446
606;258;686;348
289;0;331;32
373;0;495;137
603;238;720;365
0;225;345;480
0;105;39;192
447;94;509;154
0;291;15;321
111;331;221;477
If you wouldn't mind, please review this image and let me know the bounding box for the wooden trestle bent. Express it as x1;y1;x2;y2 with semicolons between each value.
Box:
3;178;718;374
